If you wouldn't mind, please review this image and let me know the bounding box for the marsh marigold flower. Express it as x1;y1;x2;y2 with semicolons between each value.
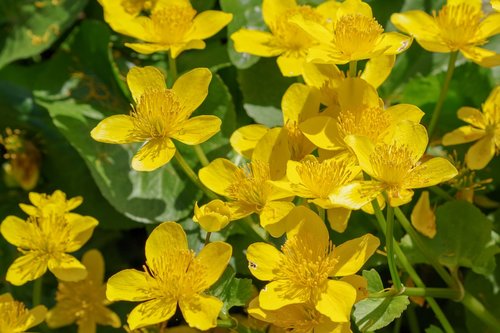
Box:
91;66;221;171
19;190;83;217
46;249;121;332
332;122;458;207
0;293;47;333
0;212;98;285
193;199;232;232
99;0;232;58
391;0;500;67
293;0;411;65
442;86;500;170
106;222;232;330
247;206;379;323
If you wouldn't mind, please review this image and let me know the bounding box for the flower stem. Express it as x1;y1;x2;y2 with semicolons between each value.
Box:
168;50;178;82
174;150;218;200
193;145;210;167
386;205;403;292
369;287;461;299
32;276;43;306
205;232;212;245
429;185;455;201
349;61;357;77
317;206;325;222
428;51;458;139
462;291;500;330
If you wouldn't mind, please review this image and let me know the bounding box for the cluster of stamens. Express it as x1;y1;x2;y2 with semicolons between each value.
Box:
333;14;383;56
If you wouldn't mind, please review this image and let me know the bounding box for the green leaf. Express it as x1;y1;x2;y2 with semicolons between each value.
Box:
210;266;254;316
220;0;265;69
0;0;87;69
425;325;445;333
353;269;410;332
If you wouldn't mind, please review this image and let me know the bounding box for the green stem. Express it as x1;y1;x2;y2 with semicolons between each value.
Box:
193;145;210;167
394;207;456;289
462;291;500;331
407;305;420;333
349;61;357;77
428;51;458;138
369;287;460;299
429;186;455;201
386;205;403;292
242;216;268;241
32;277;43;306
168;50;178;82
205;232;212;245
174;150;218;200
393;316;403;333
317;206;325;222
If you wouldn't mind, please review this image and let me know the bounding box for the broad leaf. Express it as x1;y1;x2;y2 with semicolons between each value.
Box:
209;266;254;316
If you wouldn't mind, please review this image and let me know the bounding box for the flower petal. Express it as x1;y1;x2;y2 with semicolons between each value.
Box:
329;181;384;210
127;66;166;103
231;30;283;57
252;128;291;180
24;305;48;331
390;11;439;41
457;106;486;128
179;294;222;330
411;191;436;239
326;207;352;233
300;116;344;150
337;0;372;17
338;78;380;111
405;157;458;188
90;115;137;144
128;298;177;330
172;68;212;115
361;55;395;89
48;254;87;282
106;269;153;302
286;206;329;248
388;121;428;162
125;42;171;55
196;241;232;288
95;307;121;328
230;124;270;159
131;138;176;171
262;0;296;26
465;135;496;170
277;54;305;77
442;126;485;145
199;158;238;196
461;46;500;67
259;280;307;310
6;252;48;286
82;249;105;284
387;104;424;123
260;201;295;238
340;275;368;303
246;242;283;281
330;234;380;277
282;83;321;123
190;11;233;40
375;32;412;55
477;12;500;39
170;40;206;59
0;215;31;248
46;305;77;328
146;222;187;262
316;280;356;322
171;116;221;145
344;135;376;177
66;215;99;252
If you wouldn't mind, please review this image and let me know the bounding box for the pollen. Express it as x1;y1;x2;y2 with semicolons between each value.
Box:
434;3;483;50
337;107;391;142
26;214;72;256
131;90;187;140
149;5;196;44
370;144;418;186
333;14;383;57
0;299;31;331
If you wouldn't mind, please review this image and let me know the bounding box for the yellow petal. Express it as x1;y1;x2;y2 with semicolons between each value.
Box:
387;188;414;207
361;55;395;89
171;116;221;145
442;126;485;145
300;116;344;150
466;135;496;170
99;0;148;39
231;30;283;57
338;78;380;111
252;128;291;179
286;206;329;248
411;191;436;238
316;280;356;322
125;42;171;55
0;215;31;248
331;234;380;277
259;280;307;310
196;241;232;288
416;39;452;53
172;68;212;115
457;106;486;128
106;269;152;302
277;54;305;77
179;294;222;330
329;181;384;210
131;138;176;171
337;0;372;18
128;298;177;330
127;66;166;103
246;242;283;281
95;307;121;328
326;207;352;233
262;0;296;26
478;13;500;40
460;46;500;67
374;32;412;55
230;124;270;159
340;275;369;303
48;254;87;282
90;115;137;144
290;16;332;44
199;158;238;196
66;215;99;252
260;201;295;238
146;222;187;262
344;135;376;177
282;84;321;124
81;249;105;284
47;304;77;328
170;40;206;59
485;86;500;110
388;121;428;162
390;11;439;41
189;11;233;40
405;157;458;189
25;305;48;331
6;252;48;286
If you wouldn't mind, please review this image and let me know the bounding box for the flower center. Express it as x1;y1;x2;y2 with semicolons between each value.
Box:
0;300;30;331
434;4;483;50
272;303;323;333
333;14;383;57
25;215;73;255
149;5;196;44
370;144;417;186
337;107;391;143
226;161;273;211
131;90;186;140
121;0;156;15
285;121;313;160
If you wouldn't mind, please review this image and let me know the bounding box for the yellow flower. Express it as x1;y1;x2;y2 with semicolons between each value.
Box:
247;206;379;322
442;86;500;170
0;213;98;285
46;249;121;332
0;293;47;333
106;222;232;330
231;0;338;76
300;78;424;154
411;191;436;239
391;0;500;67
19;190;83;217
99;0;232;58
193;200;232;232
91;66;221;171
293;0;411;65
331;121;458;208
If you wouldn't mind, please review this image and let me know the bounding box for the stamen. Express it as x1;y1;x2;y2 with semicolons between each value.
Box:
333;14;383;56
434;3;483;50
370;144;418;186
337;107;391;142
149;6;197;44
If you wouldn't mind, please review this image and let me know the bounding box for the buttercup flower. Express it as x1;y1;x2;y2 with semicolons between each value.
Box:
0;213;98;285
91;66;221;171
99;0;232;58
193;199;232;232
442;86;500;170
106;222;232;330
391;0;500;67
332;121;458;207
411;191;436;239
19;190;83;217
293;0;411;65
46;249;121;333
247;206;379;322
0;293;47;333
